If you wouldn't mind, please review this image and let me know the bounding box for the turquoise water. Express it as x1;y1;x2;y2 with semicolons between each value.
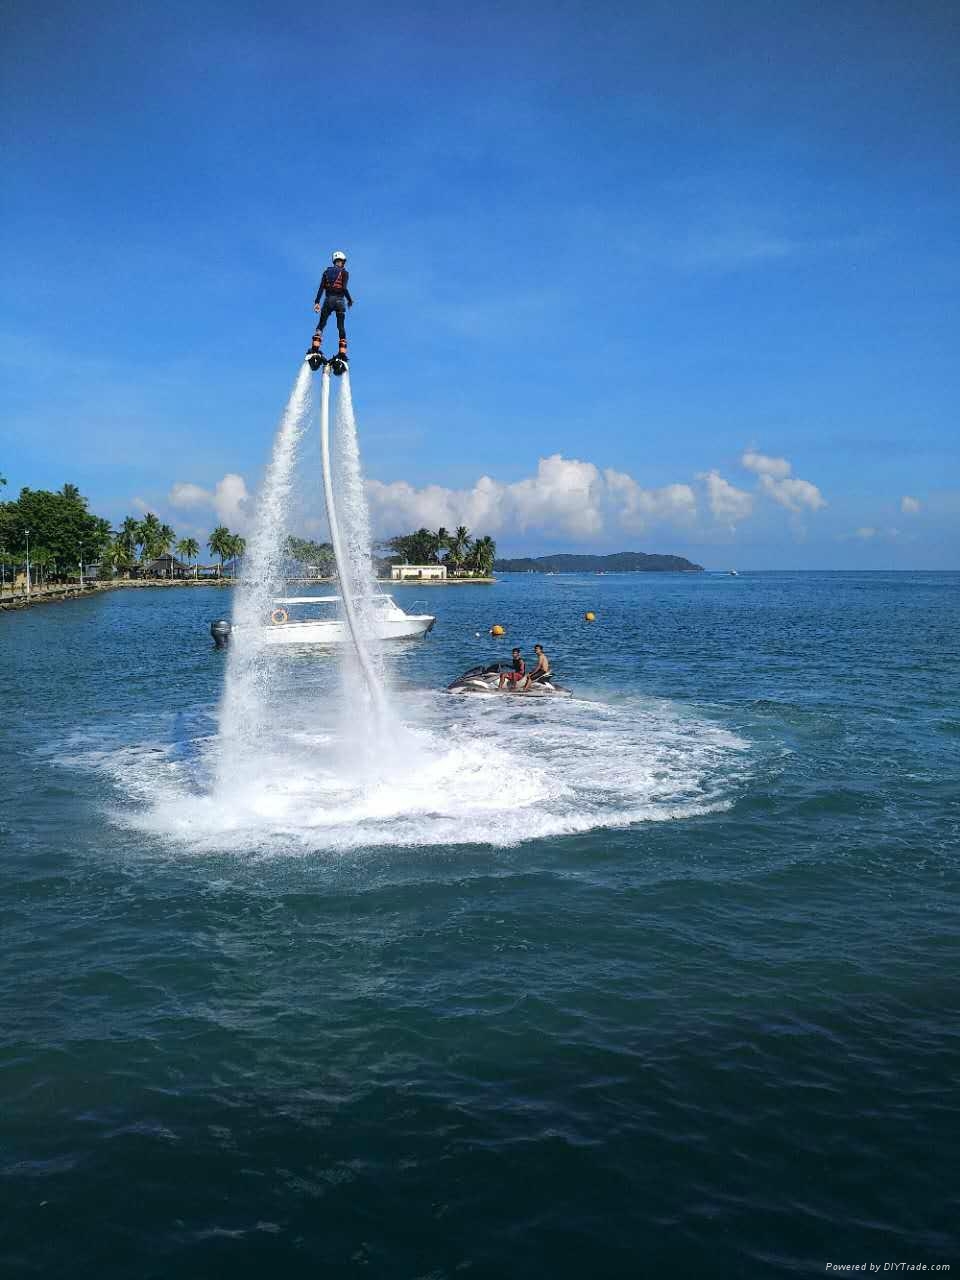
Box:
2;572;958;1277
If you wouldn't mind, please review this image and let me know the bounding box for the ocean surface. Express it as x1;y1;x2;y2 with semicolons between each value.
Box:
2;571;958;1277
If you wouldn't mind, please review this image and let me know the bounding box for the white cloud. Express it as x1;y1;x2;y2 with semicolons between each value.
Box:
741;450;826;514
366;455;699;542
603;470;697;533
210;474;251;526
160;448;826;550
509;455;606;537
900;495;921;514
852;525;902;543
368;455;602;539
758;473;827;513
168;482;210;508
366;474;505;538
742;450;792;480
168;473;251;529
699;470;753;529
130;495;149;514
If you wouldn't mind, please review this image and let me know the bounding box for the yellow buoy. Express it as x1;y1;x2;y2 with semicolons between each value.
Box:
584;611;596;622
490;624;505;637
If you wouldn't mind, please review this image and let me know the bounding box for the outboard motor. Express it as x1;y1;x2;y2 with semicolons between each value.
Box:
210;618;231;649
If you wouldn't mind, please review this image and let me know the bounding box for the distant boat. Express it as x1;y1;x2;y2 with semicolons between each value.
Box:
727;569;739;576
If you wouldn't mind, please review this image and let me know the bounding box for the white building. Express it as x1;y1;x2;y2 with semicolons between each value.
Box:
390;563;447;582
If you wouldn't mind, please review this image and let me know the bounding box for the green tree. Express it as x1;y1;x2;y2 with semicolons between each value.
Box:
176;537;200;578
99;540;120;581
0;485;112;576
447;525;471;573
158;522;175;559
226;534;246;574
208;526;232;578
466;535;496;577
135;512;162;563
0;546;15;594
285;536;335;577
116;517;140;573
386;528;436;565
431;526;451;564
30;545;54;586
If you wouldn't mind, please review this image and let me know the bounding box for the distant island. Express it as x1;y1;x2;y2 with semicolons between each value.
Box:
493;552;704;573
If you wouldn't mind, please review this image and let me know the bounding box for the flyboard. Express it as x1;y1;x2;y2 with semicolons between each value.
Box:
306;341;348;377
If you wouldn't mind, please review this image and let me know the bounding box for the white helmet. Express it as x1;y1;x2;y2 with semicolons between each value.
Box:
331;250;347;262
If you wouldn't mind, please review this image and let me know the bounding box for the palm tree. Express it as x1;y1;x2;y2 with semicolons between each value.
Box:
117;517;139;572
448;525;471;574
136;512;162;564
177;537;200;579
431;526;451;565
156;522;175;576
60;483;81;502
467;535;496;577
208;526;232;578
226;533;246;576
99;540;119;581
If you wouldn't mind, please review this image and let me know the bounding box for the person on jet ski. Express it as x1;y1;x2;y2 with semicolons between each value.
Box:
521;644;551;690
314;250;353;360
498;648;526;690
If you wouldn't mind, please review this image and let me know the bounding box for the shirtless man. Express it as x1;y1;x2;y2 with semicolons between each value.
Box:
521;644;551;690
498;648;525;690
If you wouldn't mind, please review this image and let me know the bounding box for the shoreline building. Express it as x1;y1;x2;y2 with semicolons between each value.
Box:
390;564;447;582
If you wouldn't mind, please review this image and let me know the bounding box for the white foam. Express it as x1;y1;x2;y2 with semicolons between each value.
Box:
55;678;753;855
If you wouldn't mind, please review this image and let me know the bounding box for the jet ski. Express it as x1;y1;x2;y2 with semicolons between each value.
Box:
447;662;572;697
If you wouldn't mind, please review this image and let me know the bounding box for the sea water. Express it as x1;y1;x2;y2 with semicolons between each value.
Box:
2;571;958;1276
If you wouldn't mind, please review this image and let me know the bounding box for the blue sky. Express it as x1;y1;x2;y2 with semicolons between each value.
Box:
2;0;957;567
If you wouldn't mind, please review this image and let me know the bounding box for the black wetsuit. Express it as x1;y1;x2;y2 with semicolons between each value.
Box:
314;265;353;343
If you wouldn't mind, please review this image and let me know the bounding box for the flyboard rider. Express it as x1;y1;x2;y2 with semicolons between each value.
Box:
313;250;353;362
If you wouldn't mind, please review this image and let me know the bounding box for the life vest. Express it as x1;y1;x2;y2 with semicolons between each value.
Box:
323;266;348;294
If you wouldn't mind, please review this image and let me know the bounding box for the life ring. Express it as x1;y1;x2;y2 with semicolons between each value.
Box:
270;607;289;625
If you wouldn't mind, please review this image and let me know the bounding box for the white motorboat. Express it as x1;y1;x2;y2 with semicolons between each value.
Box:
258;594;435;645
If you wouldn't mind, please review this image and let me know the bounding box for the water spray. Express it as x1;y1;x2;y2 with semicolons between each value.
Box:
319;368;386;718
